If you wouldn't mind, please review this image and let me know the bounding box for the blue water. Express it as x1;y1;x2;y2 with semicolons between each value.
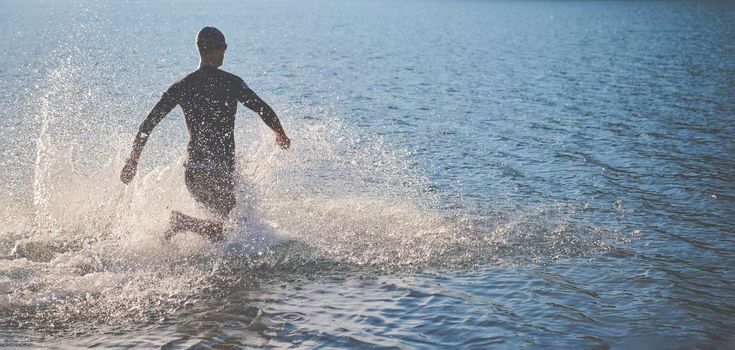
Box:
1;0;734;348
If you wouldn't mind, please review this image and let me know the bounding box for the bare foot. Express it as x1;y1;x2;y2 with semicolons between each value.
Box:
163;211;186;241
163;210;224;243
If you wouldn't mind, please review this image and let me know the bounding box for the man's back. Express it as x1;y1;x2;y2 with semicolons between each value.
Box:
157;66;247;167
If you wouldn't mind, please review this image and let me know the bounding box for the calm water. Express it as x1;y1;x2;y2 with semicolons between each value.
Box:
1;0;734;348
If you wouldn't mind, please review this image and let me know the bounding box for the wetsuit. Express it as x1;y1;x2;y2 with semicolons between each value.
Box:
138;66;279;218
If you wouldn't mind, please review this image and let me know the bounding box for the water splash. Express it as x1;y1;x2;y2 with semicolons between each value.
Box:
1;74;631;329
0;7;631;333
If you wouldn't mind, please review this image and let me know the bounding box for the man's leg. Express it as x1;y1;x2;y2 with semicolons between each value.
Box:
163;167;234;242
164;210;224;242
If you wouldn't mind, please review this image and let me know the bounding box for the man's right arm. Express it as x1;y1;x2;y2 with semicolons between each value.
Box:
120;86;179;184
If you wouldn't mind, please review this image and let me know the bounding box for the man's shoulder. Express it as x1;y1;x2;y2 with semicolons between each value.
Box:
166;69;210;90
166;73;191;90
176;70;203;84
215;68;245;84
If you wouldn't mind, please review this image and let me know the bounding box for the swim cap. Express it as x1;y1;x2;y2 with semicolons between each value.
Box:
196;27;226;53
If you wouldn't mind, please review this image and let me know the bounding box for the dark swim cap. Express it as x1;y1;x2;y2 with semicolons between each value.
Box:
196;27;226;54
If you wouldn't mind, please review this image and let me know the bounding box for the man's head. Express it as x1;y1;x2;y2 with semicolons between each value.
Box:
196;27;227;67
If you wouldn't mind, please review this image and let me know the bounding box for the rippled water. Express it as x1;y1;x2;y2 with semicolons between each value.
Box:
1;0;734;348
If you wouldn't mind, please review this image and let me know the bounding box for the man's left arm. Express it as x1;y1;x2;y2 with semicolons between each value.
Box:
238;86;290;149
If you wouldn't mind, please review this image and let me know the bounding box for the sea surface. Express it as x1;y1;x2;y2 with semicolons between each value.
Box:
1;0;734;348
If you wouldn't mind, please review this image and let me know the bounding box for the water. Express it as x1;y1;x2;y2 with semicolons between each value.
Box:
1;0;734;348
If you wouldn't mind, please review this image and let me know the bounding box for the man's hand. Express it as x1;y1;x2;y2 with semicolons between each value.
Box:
276;132;291;149
120;157;138;184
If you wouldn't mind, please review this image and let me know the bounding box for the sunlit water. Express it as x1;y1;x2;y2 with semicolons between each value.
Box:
1;0;734;348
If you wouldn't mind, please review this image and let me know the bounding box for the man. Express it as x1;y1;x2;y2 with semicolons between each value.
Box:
120;27;290;242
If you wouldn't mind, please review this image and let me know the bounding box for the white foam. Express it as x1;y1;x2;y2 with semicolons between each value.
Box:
0;55;629;329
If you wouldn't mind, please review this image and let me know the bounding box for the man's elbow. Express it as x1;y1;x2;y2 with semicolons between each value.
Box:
138;118;157;137
138;122;151;135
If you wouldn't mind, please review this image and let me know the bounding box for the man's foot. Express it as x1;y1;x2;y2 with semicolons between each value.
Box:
162;210;224;243
163;211;187;241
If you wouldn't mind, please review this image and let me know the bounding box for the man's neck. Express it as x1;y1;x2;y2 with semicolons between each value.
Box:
198;60;219;69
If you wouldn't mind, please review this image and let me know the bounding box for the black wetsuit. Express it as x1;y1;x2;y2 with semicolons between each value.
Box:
139;66;277;217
